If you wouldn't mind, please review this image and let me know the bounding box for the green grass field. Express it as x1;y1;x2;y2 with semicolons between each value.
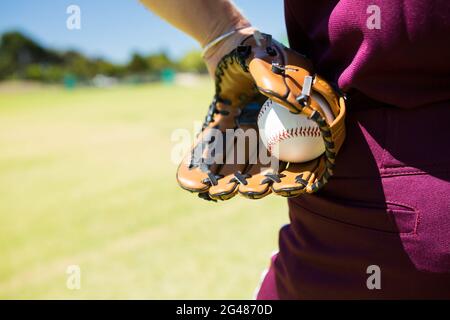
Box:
0;80;288;299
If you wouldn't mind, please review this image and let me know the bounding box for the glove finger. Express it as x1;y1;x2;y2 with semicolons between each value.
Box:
304;155;329;194
238;164;274;199
271;157;324;197
208;121;259;200
238;158;288;199
177;126;228;194
208;162;247;201
176;160;210;193
233;120;283;199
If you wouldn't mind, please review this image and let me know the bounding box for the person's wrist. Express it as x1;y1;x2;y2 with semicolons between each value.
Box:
203;26;256;77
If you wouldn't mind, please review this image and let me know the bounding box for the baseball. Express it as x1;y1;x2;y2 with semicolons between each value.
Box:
258;99;327;163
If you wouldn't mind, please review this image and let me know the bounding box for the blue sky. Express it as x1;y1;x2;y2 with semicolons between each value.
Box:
0;0;286;63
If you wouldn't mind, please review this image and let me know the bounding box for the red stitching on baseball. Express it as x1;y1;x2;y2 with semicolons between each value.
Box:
258;100;273;122
266;126;321;153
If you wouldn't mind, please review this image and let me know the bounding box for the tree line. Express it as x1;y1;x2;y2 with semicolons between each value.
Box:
0;31;207;83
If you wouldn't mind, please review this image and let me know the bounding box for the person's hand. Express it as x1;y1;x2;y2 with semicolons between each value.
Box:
177;32;346;201
202;26;257;77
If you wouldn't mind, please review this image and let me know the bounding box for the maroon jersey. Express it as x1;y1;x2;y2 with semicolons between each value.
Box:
258;0;450;299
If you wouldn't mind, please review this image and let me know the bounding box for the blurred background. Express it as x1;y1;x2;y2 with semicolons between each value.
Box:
0;0;289;299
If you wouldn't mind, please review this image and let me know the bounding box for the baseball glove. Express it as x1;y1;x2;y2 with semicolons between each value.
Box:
176;32;346;201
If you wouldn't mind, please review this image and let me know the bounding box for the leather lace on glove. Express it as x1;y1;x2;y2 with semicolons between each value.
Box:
176;32;346;201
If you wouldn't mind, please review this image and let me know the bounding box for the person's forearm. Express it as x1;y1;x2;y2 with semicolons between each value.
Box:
140;0;251;47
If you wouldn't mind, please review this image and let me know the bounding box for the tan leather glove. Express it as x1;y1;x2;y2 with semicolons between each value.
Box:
177;32;346;201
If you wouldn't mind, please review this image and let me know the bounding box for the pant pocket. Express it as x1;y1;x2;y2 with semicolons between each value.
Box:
292;193;417;235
